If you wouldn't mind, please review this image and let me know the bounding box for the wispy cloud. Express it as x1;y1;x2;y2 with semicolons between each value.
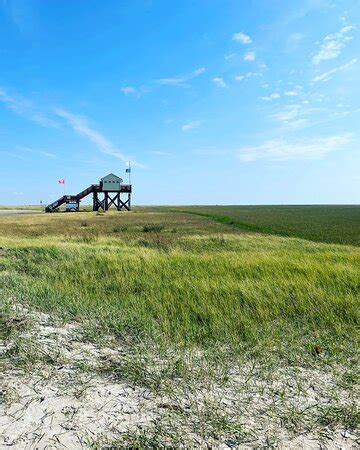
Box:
0;146;57;162
235;72;262;82
259;92;280;101
271;103;315;128
0;88;58;128
244;51;256;61
16;146;57;159
237;134;351;162
232;32;252;44
150;150;172;156
284;90;299;96
289;32;305;42
212;77;226;88
181;120;202;132
156;77;187;87
224;53;236;61
156;67;206;88
39;151;57;159
193;67;206;76
312;58;358;82
120;86;136;95
0;151;29;161
54;107;144;167
1;0;38;36
312;25;355;65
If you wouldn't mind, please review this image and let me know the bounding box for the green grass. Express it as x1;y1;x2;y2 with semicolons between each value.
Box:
162;205;360;246
0;204;42;210
1;207;359;360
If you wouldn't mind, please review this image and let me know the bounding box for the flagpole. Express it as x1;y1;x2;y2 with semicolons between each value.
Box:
128;161;131;185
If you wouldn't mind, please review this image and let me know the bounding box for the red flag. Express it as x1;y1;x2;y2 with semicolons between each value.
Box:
58;179;65;185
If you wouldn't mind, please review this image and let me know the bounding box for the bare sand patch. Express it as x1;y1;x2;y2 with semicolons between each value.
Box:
1;306;358;448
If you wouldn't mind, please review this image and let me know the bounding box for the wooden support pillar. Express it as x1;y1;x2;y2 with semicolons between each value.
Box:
93;189;131;212
93;192;98;211
108;193;120;209
93;192;106;211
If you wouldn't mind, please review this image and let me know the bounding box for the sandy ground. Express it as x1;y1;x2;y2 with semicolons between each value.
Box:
1;306;359;448
1;310;156;448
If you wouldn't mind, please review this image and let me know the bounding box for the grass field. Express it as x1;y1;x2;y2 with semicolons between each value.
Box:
164;205;360;246
1;206;359;447
0;204;42;210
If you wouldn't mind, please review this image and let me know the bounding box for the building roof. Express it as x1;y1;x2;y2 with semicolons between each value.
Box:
101;173;122;181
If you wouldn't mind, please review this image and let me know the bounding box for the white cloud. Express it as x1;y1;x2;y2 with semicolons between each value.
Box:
156;67;206;88
39;151;57;159
244;51;256;61
284;90;299;96
235;72;262;82
259;92;280;101
181;120;202;132
150;150;172;156
312;58;358;82
232;32;252;44
312;24;355;65
16;146;57;159
156;77;188;87
237;134;351;162
0;88;58;128
212;77;227;88
120;86;136;94
0;151;29;161
193;67;206;76
289;32;305;42
54;107;144;167
271;103;314;128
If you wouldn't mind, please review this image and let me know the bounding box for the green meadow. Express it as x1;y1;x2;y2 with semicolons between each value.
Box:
1;206;359;357
166;204;360;246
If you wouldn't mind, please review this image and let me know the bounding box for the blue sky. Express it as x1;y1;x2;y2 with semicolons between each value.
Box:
0;0;359;205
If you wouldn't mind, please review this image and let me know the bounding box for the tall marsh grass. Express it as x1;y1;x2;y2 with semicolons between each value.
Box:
1;226;359;358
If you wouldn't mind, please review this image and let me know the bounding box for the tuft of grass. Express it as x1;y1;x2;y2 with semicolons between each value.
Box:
142;223;165;233
138;234;172;250
317;404;359;431
112;225;128;233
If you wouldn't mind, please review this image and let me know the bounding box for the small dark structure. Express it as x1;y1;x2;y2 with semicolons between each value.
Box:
45;173;132;213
